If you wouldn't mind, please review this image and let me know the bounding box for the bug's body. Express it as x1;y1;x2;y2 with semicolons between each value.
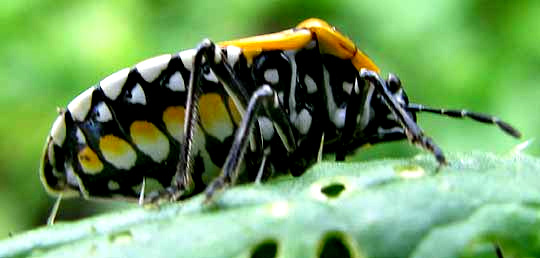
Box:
41;18;520;202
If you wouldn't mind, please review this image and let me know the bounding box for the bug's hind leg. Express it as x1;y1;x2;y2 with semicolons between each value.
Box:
144;40;222;203
146;39;296;203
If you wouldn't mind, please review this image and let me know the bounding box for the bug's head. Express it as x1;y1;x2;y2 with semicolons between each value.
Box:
350;71;521;151
351;73;415;145
40;113;81;198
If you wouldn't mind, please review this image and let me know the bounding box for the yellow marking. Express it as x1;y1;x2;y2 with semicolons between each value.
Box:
297;18;380;73
219;28;312;51
130;121;170;162
199;93;233;141
99;135;137;170
78;146;104;174
219;18;379;73
163;106;185;142
220;29;311;66
228;97;242;126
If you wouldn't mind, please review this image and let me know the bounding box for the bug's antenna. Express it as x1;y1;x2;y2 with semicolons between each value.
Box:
407;103;521;138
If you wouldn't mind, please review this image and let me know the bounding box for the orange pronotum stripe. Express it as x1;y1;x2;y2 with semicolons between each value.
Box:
296;18;380;73
220;18;380;73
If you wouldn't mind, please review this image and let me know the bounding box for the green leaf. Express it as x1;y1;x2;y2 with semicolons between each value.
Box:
1;152;540;258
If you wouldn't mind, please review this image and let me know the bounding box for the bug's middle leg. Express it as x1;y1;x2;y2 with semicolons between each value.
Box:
204;84;296;202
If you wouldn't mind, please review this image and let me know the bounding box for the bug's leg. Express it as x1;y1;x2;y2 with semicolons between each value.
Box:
46;194;63;225
359;69;447;165
254;148;270;184
317;133;325;162
138;177;146;205
494;243;504;258
336;77;368;161
145;40;222;203
204;85;291;202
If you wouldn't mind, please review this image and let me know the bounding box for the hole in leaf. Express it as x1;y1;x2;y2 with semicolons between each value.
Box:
108;230;133;245
319;233;352;258
321;183;345;198
250;239;278;258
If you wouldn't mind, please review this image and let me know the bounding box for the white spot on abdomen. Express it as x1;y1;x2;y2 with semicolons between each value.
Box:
136;54;171;83
100;68;130;100
258;117;275;141
203;69;219;83
64;162;80;187
67;87;94;121
333;108;346;128
95;102;113;122
294;109;312;134
75;127;86;144
167;71;185;92
226;46;242;66
50;115;66;146
304;74;317;94
322;67;341;128
359;85;375;129
342;81;353;94
128;84;147;105
179;49;196;71
264;69;279;84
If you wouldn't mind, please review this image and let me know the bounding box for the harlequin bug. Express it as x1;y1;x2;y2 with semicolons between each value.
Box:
40;18;521;204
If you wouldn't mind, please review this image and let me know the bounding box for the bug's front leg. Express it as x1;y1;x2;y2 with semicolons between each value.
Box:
359;69;447;166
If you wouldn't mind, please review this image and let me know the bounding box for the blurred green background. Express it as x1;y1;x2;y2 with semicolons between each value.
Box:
1;0;538;237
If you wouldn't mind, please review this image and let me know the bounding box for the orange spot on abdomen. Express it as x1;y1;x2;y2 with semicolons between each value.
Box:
130;121;170;162
199;93;234;141
163;106;185;142
99;134;137;169
78;146;103;174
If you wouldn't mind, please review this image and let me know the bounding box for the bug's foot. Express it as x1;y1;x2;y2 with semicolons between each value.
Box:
410;133;448;169
203;177;229;204
144;187;183;204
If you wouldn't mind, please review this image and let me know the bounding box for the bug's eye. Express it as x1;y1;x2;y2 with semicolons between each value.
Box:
387;73;402;93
